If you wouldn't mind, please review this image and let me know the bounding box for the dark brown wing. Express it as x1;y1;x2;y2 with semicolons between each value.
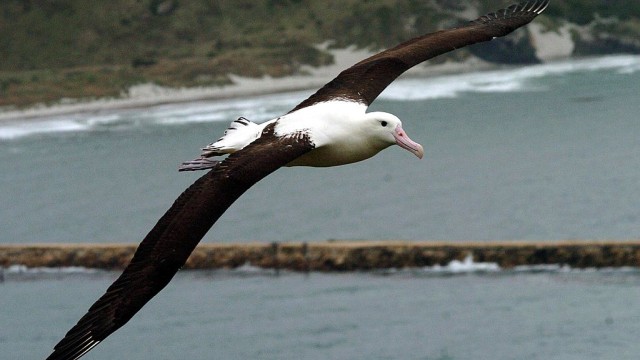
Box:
46;123;315;360
290;0;549;112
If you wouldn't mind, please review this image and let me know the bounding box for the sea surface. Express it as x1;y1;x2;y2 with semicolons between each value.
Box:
2;55;640;359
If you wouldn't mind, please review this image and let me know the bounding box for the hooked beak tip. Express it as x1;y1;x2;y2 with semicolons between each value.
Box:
415;145;424;159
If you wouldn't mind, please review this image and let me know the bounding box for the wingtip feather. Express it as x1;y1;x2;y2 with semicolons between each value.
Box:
47;336;101;360
472;0;549;25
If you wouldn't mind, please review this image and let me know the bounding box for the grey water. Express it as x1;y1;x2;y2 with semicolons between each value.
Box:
5;268;640;360
2;55;640;359
2;57;640;244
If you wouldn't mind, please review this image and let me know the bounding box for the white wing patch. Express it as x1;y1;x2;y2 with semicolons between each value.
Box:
201;117;264;156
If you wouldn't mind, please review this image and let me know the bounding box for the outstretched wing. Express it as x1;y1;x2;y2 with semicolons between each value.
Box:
290;0;549;112
46;123;315;360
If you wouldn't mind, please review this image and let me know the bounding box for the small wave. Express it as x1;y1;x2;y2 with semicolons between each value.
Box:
513;264;640;274
0;119;89;140
3;264;98;275
380;55;640;101
233;262;268;273
512;264;572;273
0;265;105;282
422;254;501;274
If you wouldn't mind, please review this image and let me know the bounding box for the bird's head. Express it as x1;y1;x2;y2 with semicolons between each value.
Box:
363;112;424;159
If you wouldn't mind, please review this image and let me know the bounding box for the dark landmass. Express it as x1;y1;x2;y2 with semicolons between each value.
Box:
1;0;639;108
3;241;640;271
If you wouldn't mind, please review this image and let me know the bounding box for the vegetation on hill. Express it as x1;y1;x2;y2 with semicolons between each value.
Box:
1;0;639;108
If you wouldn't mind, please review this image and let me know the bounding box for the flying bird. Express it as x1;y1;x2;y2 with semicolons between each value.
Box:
47;1;548;359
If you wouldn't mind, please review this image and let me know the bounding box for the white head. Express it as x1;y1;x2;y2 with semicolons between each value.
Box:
362;112;424;159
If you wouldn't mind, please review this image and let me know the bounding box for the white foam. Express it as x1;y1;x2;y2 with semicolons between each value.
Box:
4;264;98;274
0;119;89;140
234;261;267;273
380;55;640;101
423;254;501;274
417;258;640;275
512;264;572;273
513;264;640;274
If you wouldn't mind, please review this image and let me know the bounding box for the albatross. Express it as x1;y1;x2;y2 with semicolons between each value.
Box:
46;1;548;359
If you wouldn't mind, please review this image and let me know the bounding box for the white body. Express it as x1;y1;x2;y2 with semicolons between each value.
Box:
201;100;422;168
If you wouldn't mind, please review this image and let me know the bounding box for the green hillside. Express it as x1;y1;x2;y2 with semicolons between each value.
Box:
1;0;639;108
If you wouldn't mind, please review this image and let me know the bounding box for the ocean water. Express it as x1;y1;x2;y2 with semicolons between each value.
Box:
2;55;640;359
2;55;640;244
5;266;640;359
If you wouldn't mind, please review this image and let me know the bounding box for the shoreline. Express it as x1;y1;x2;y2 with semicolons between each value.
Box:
3;240;640;271
0;22;581;123
0;47;492;123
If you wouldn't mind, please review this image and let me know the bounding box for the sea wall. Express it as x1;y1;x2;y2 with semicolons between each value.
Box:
3;241;640;271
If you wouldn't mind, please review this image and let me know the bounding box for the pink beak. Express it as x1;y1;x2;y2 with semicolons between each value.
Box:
393;125;424;159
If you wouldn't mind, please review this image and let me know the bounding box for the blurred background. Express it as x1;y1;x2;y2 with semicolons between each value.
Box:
1;0;639;108
2;2;640;359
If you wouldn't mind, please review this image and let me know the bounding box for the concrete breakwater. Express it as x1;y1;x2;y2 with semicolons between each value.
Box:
2;241;640;271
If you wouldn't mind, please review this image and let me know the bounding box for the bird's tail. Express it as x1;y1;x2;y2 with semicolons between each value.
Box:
178;158;220;171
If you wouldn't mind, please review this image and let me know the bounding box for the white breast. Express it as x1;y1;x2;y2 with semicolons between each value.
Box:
276;101;386;167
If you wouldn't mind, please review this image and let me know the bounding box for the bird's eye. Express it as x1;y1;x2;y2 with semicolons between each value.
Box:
380;121;388;127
